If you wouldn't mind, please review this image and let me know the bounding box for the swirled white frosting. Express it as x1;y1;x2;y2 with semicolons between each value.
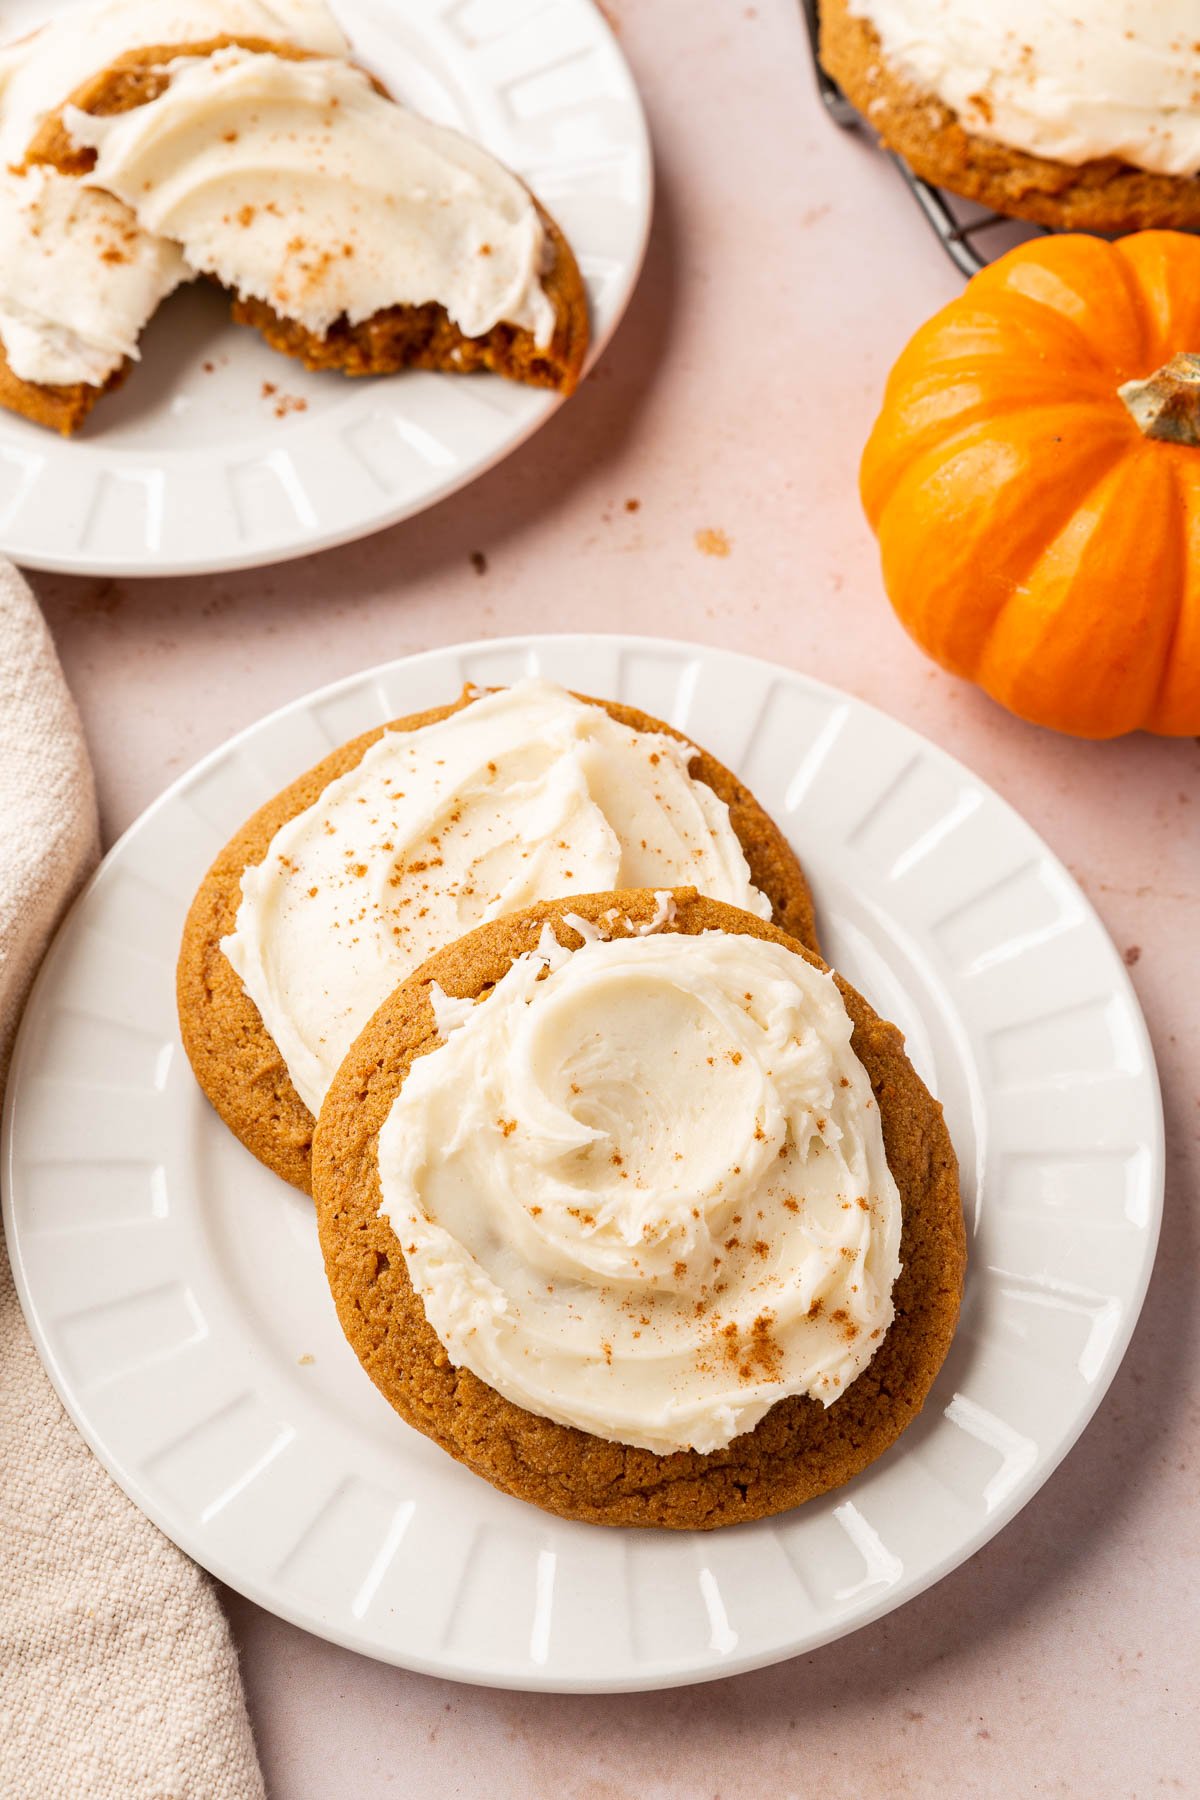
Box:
0;164;187;387
0;0;348;162
222;682;772;1117
377;922;902;1454
849;0;1200;177
66;46;558;344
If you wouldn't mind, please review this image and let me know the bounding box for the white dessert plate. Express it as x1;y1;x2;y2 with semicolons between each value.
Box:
2;635;1163;1693
0;0;651;577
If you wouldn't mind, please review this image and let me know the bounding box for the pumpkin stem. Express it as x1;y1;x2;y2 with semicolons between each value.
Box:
1118;353;1200;445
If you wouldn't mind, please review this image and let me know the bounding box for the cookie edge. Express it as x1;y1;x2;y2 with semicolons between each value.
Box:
820;0;1200;232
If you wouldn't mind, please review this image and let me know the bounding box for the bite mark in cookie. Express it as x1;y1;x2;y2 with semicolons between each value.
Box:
0;5;350;430
0;163;186;432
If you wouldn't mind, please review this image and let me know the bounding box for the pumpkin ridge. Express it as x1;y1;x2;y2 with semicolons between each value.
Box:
921;423;1132;677
894;290;1117;385
892;354;1112;388
978;237;1165;377
865;401;1126;528
1148;450;1190;723
1106;240;1159;372
977;443;1179;735
1111;232;1200;373
886;359;1115;410
876;372;1115;456
874;414;1130;684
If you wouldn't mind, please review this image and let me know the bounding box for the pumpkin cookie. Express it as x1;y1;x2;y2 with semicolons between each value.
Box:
0;4;348;433
178;686;819;1194
820;0;1200;233
311;889;965;1530
32;40;589;394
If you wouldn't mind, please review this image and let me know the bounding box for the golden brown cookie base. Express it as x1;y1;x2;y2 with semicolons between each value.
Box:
0;340;125;435
229;199;589;395
820;0;1200;232
29;39;589;396
177;692;819;1195
311;889;965;1530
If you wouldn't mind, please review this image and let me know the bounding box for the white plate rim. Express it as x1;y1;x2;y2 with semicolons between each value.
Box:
1;632;1164;1692
0;0;653;579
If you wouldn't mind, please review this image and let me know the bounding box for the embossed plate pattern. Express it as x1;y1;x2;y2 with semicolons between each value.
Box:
0;0;651;576
2;636;1163;1691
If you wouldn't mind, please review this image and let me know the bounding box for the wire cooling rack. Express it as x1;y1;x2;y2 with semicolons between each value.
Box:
801;0;1050;277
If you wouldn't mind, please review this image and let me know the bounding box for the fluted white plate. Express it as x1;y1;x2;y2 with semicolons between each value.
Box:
3;636;1163;1692
0;0;650;577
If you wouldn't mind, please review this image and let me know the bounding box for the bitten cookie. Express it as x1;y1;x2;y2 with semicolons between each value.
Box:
820;0;1200;234
311;888;965;1530
31;39;589;393
178;691;819;1194
0;5;346;433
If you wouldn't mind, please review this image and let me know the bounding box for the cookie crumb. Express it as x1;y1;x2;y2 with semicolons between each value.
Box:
297;1353;315;1366
695;527;731;558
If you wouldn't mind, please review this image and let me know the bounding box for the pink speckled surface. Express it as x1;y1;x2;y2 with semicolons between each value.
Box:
28;2;1199;1794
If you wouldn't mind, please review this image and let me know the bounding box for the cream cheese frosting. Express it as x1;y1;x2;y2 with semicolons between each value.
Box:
849;0;1200;178
66;46;558;344
222;682;772;1117
0;1;347;389
376;921;903;1455
0;0;348;162
0;164;187;386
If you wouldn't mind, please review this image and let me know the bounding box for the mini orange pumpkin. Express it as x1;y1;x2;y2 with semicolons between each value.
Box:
861;231;1200;738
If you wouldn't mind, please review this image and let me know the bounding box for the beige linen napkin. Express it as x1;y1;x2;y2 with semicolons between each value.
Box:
0;563;264;1800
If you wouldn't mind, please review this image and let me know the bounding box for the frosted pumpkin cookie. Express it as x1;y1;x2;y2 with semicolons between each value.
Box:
39;42;589;392
820;0;1200;232
311;889;964;1529
0;0;348;430
178;682;818;1192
